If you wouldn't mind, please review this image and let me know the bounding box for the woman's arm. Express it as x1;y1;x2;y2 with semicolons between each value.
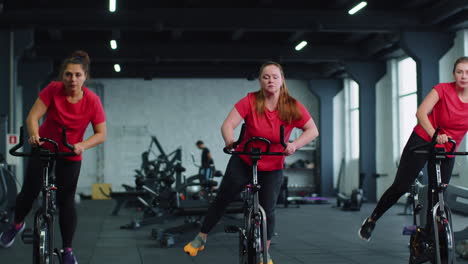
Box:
415;89;449;144
284;119;319;156
221;108;243;148
73;122;107;155
26;98;48;146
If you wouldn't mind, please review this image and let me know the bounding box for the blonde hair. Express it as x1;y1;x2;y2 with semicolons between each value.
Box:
254;62;302;124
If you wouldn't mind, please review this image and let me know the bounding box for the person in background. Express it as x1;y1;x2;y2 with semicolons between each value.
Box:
196;140;215;182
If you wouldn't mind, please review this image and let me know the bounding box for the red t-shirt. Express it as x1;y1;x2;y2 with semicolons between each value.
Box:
414;82;468;152
38;81;106;161
235;92;312;171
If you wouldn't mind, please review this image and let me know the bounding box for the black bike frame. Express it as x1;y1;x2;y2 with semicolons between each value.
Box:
224;124;287;264
9;127;75;264
409;127;468;264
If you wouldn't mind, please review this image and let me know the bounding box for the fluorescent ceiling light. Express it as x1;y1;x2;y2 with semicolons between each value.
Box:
295;41;308;51
109;0;116;12
110;40;117;50
348;1;367;15
114;64;121;72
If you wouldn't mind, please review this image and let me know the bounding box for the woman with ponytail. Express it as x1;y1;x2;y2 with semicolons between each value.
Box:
184;61;319;264
0;50;107;264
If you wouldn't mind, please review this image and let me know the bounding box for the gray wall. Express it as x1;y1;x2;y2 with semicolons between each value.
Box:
78;78;319;194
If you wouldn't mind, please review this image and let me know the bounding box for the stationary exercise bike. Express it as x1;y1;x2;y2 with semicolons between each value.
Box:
0;153;17;233
10;127;75;264
224;124;286;264
403;128;468;264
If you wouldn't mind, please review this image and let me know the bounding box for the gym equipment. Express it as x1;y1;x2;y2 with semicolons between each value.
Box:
109;135;185;216
0;153;17;233
447;185;468;259
402;128;468;264
445;184;468;215
224;124;286;264
335;158;363;211
399;172;424;216
10;126;75;264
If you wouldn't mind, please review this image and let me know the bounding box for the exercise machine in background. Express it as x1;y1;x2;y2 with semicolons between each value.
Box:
0;153;17;233
334;158;363;211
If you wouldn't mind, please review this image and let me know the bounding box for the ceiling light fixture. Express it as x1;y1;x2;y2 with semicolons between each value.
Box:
110;40;117;50
109;0;116;12
295;41;308;51
348;1;367;15
114;64;121;72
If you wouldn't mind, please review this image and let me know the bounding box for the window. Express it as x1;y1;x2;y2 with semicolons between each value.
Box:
346;79;360;159
396;57;418;153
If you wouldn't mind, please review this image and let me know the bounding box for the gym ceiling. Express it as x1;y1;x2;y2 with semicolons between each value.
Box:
0;0;467;79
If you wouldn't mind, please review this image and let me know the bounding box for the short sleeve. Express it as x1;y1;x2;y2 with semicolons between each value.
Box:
91;97;106;125
433;83;445;100
234;94;252;118
293;100;312;128
39;82;60;107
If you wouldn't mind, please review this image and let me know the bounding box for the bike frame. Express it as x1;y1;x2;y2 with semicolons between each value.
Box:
9;127;75;264
224;124;286;264
406;128;467;264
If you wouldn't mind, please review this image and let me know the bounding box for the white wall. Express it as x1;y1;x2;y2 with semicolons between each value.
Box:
375;61;398;199
333;90;344;189
77;78;318;194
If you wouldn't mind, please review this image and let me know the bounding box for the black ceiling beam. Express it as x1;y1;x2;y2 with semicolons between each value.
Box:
33;41;365;62
422;0;468;25
0;8;437;33
362;33;400;57
85;63;328;79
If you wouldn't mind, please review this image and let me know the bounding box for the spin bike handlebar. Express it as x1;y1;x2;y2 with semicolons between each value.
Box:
410;127;457;156
223;124;287;156
9;126;76;158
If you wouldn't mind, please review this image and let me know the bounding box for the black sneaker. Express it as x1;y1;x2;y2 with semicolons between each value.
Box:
0;222;25;248
358;218;375;241
62;249;78;264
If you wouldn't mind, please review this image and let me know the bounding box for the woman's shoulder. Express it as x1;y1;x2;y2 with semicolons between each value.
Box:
41;81;64;94
434;82;456;96
435;82;455;88
82;86;101;100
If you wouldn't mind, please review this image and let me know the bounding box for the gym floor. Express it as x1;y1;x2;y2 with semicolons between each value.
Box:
1;199;467;264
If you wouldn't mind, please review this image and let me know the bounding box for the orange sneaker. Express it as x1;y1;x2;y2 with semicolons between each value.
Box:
260;252;273;264
183;234;206;256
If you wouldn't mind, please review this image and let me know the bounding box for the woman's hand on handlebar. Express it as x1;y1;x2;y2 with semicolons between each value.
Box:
283;142;297;156
224;140;235;150
436;134;451;145
73;142;85;155
28;135;42;146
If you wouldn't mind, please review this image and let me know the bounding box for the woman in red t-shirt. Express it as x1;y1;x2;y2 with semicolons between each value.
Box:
184;62;319;263
359;56;468;242
0;50;106;264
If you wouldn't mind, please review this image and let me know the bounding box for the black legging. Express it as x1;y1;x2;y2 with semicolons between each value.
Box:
200;155;284;240
14;157;81;248
370;132;455;221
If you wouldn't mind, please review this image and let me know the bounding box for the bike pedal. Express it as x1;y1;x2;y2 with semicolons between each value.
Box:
403;225;419;236
21;228;34;244
224;225;240;233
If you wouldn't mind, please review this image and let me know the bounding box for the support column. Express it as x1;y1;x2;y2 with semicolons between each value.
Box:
0;31;10;156
309;79;342;197
345;61;386;202
400;31;454;103
18;58;54;123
